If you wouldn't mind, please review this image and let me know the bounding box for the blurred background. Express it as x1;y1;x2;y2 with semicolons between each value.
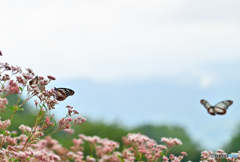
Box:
0;0;240;161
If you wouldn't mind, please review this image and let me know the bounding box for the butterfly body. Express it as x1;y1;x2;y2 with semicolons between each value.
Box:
200;99;233;115
54;87;75;101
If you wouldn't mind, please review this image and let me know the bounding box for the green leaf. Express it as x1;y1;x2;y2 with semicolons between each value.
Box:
160;152;165;156
9;158;18;162
43;104;47;110
54;120;57;125
0;130;5;135
117;155;124;162
23;130;29;136
19;108;24;111
9;106;14;112
39;110;43;115
9;133;17;137
19;86;23;92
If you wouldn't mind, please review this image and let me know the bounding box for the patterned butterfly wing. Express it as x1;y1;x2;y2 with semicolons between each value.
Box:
29;76;39;88
213;100;233;115
54;87;75;101
200;99;215;115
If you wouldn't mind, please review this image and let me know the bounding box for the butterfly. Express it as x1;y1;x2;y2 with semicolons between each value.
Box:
29;76;45;91
200;99;233;115
54;87;75;101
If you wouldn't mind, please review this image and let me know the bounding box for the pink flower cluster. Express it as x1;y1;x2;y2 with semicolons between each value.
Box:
0;119;10;130
0;98;8;110
122;133;187;162
201;149;240;162
0;61;87;161
161;137;182;147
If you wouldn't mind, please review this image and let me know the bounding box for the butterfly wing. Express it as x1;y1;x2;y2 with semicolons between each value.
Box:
29;76;45;91
214;100;233;115
54;87;75;101
200;99;215;115
29;76;39;88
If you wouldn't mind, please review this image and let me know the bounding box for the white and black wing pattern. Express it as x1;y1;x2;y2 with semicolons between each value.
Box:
213;100;233;115
200;99;215;115
54;87;75;101
29;76;39;87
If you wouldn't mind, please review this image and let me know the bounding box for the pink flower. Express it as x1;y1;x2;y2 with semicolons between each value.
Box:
169;154;175;160
163;156;169;161
86;156;96;162
6;136;17;145
201;150;209;159
128;147;134;151
49;154;61;161
156;145;167;150
173;138;182;145
22;73;32;80
19;124;31;133
25;68;34;74
138;149;146;153
47;75;56;80
45;116;50;124
0;119;11;129
181;152;188;156
4;63;11;70
64;128;75;135
11;66;22;74
0;98;8;109
147;154;153;160
73;138;83;146
217;149;224;153
34;99;39;106
74;117;87;125
8;80;20;94
16;76;25;85
161;137;182;147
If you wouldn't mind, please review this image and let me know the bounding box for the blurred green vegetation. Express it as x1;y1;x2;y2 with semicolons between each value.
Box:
223;124;240;153
1;94;37;134
2;94;239;161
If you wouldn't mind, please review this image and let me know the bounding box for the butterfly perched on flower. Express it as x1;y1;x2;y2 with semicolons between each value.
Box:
200;99;233;115
54;87;75;101
29;76;45;91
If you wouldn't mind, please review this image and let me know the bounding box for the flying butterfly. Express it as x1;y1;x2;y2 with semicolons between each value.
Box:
200;99;233;115
54;87;75;101
29;75;45;91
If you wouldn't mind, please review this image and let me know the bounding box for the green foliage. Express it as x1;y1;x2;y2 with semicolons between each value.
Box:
223;124;240;153
0;94;37;134
2;94;202;161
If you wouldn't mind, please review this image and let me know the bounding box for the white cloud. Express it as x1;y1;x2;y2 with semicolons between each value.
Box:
199;75;217;90
0;0;239;85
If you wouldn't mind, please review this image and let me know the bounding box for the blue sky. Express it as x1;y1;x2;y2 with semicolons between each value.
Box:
0;0;240;150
